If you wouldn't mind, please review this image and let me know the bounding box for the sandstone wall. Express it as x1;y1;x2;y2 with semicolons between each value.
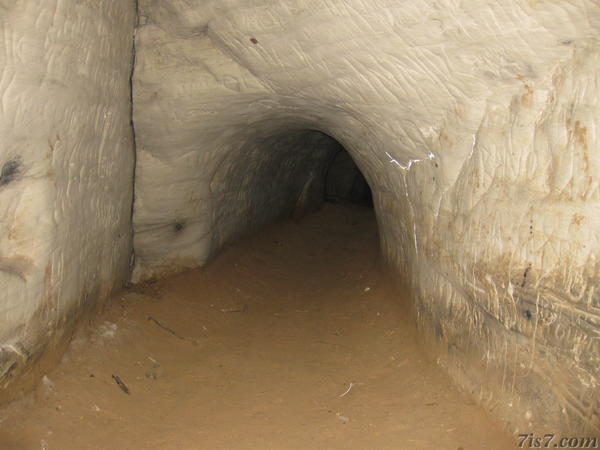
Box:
0;0;137;400
133;0;599;432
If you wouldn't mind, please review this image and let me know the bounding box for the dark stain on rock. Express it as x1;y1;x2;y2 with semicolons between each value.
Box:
524;309;532;320
0;158;21;186
249;37;258;44
174;221;186;233
521;265;531;288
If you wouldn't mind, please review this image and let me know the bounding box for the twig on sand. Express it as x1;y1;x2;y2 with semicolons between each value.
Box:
112;375;130;394
147;316;185;340
339;383;355;397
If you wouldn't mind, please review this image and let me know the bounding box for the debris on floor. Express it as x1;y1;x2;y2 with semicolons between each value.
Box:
0;205;513;449
111;375;130;395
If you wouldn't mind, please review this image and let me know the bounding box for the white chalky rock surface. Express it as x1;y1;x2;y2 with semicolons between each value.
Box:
0;1;136;399
0;0;597;435
133;0;599;432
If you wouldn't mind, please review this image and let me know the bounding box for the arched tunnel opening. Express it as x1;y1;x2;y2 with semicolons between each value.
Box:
1;2;599;448
203;128;375;250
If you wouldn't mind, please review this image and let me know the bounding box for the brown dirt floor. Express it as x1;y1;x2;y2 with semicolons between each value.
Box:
0;203;513;449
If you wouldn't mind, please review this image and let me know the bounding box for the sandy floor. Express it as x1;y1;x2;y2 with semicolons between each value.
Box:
0;204;513;449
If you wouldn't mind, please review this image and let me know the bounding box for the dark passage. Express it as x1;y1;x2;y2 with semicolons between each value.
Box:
324;150;373;207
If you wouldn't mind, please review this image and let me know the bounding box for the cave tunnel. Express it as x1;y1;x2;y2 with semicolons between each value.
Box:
0;1;599;448
325;147;373;208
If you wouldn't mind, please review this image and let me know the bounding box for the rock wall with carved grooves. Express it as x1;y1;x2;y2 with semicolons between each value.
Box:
133;1;599;433
0;0;597;434
0;1;137;401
